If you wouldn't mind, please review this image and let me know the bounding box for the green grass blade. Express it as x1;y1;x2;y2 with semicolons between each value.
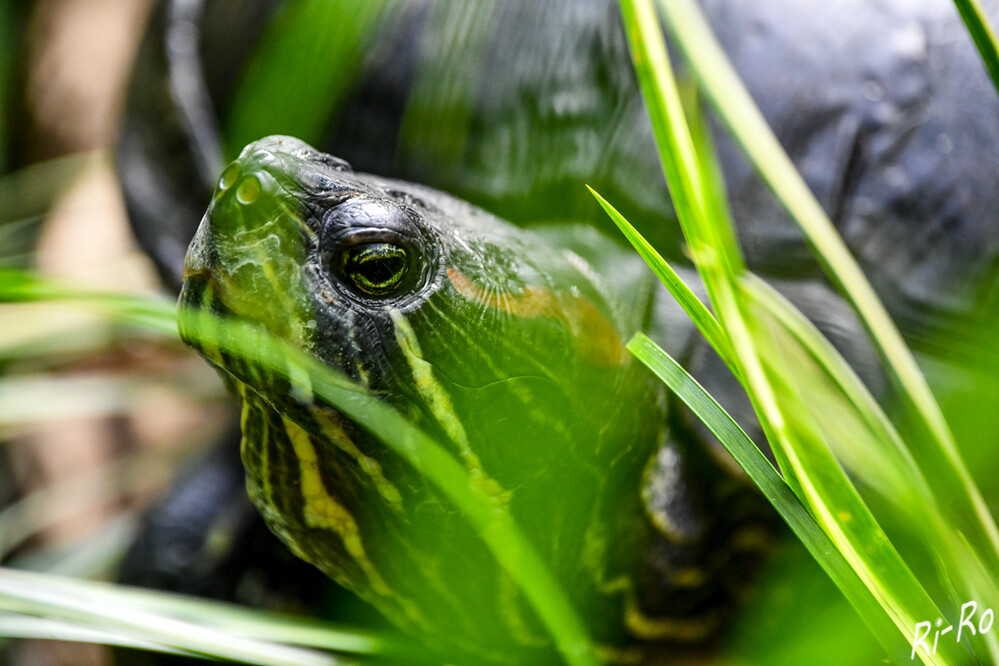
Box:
618;0;805;502
588;186;733;368
619;1;982;661
614;0;732;296
740;311;968;665
743;275;999;662
0;269;178;337
739;275;930;508
706;265;960;665
626;332;915;662
952;0;999;95
0;569;409;657
0;614;191;657
679;83;744;276
654;0;999;572
0;569;344;666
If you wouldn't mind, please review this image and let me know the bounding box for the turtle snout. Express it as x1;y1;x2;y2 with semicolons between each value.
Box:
209;153;289;239
218;160;264;206
242;135;353;173
240;134;311;159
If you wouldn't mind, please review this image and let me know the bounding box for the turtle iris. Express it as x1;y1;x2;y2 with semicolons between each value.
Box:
336;242;409;296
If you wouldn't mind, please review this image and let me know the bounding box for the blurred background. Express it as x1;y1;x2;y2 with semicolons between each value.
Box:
1;1;231;662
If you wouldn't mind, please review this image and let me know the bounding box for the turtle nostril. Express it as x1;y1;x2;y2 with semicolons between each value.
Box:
236;175;261;205
218;163;240;191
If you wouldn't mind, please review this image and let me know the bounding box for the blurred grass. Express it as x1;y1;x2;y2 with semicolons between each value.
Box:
0;569;347;666
0;563;421;664
0;156;93;269
225;0;388;157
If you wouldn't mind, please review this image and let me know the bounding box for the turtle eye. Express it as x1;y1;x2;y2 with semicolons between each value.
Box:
336;242;409;297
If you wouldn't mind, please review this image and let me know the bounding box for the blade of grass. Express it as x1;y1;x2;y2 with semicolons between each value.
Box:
739;310;970;665
0;569;409;657
952;0;999;96
627;332;913;662
678;82;744;276
0;568;343;666
743;276;999;661
588;187;733;368
0;614;191;657
617;2;976;662
740;275;930;508
610;0;743;332
655;0;999;572
0;269;178;337
618;0;807;506
717;258;962;665
680;8;999;660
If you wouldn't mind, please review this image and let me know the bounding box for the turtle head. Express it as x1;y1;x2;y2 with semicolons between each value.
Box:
179;136;663;658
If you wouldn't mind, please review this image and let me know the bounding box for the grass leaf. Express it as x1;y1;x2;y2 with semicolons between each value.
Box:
627;332;914;661
739;275;928;510
588;187;733;368
0;568;344;666
951;0;999;96
0;568;410;657
615;1;990;662
654;0;999;574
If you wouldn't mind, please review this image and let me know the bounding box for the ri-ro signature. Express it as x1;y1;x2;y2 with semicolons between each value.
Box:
912;601;994;660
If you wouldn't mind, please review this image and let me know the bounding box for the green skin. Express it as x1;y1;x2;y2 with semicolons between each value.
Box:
179;136;739;661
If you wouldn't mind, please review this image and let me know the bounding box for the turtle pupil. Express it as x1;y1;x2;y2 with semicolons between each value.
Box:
340;243;408;296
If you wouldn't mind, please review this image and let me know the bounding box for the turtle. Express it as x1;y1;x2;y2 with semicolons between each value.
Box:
172;134;874;662
112;0;999;661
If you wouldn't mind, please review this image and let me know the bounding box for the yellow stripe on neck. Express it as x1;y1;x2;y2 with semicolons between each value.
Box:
281;415;392;597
